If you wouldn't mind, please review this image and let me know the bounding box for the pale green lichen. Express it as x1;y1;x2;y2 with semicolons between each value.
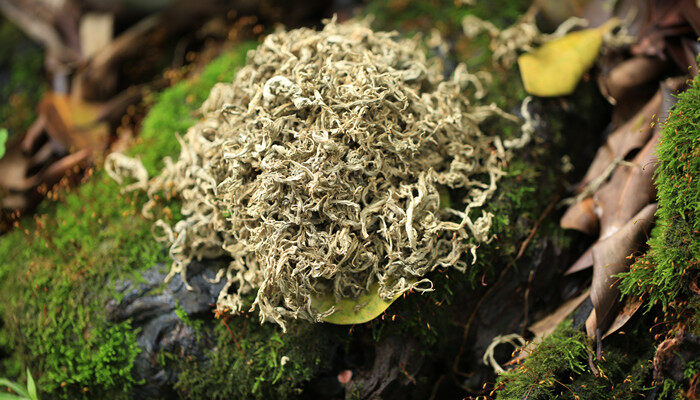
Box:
110;19;530;329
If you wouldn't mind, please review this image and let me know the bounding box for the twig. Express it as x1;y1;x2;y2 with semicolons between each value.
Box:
515;196;559;261
428;375;445;400
220;317;249;364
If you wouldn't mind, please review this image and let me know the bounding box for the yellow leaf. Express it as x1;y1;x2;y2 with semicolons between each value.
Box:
312;283;401;325
518;19;619;97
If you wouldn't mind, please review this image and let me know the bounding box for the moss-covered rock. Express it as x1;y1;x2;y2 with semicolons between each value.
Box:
615;73;700;399
174;320;343;399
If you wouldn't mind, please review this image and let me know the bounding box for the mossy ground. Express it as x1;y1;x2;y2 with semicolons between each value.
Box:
174;319;343;399
494;319;656;400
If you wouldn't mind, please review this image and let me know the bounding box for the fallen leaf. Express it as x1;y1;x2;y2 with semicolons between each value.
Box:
39;92;109;154
632;0;700;64
563;77;684;274
590;203;657;337
667;37;700;77
312;284;401;325
565;133;660;274
567;247;594;275
585;308;596;338
534;0;633;30
598;56;667;104
529;288;591;340
561;196;598;235
518;19;618;97
0;142;33;192
594;131;660;239
576;90;661;191
601;295;642;339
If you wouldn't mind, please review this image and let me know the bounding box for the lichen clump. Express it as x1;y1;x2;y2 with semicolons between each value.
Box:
124;20;524;328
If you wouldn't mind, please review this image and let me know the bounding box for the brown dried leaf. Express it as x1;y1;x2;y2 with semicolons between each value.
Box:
566;245;594;274
564;122;660;274
594;77;686;238
0;142;34;192
576;90;660;191
598;56;666;104
594;131;660;239
667;37;700;77
563;77;685;275
585;308;596;338
534;0;642;31
529;288;591;340
602;295;643;339
590;203;657;337
561;197;598;235
632;0;700;62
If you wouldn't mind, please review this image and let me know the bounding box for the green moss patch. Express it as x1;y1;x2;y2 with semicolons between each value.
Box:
619;74;700;325
495;320;655;400
175;319;340;399
0;42;254;399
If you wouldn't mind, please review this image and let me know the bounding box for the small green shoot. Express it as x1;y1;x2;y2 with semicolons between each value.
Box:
0;368;39;400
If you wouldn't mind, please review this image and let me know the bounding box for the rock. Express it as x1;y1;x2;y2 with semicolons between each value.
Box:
106;257;227;398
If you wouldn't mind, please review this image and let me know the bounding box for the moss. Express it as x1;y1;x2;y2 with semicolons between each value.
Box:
0;43;255;398
0;4;611;399
0;17;44;137
564;351;653;400
0;170;162;398
163;5;561;397
175;317;340;399
657;359;700;400
143;41;342;398
174;305;204;331
494;321;588;399
618;74;700;325
494;321;655;400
